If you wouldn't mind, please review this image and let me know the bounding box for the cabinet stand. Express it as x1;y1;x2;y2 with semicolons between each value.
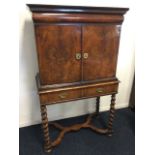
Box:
41;94;116;153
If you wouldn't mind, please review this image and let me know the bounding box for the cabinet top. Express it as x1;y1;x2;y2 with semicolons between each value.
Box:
27;4;129;15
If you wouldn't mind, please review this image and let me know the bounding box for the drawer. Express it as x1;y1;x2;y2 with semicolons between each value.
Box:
83;83;118;98
40;89;82;105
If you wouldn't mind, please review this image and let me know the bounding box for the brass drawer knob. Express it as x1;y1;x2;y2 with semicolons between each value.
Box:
75;53;81;60
83;53;88;59
59;93;68;99
96;88;104;93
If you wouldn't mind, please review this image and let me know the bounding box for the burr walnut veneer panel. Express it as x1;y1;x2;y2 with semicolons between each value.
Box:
35;25;81;85
82;25;120;81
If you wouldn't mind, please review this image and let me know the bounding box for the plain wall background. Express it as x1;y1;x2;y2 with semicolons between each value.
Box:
19;0;135;127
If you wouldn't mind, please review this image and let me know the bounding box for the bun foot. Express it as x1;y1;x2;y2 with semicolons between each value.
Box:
108;133;113;137
107;129;113;137
44;145;52;153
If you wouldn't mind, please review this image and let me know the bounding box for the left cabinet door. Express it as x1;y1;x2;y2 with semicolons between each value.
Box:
35;25;82;85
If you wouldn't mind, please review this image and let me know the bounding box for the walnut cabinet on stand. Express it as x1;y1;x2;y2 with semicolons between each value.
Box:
27;4;128;153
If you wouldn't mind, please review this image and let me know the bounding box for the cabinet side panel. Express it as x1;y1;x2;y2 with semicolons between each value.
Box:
35;25;81;85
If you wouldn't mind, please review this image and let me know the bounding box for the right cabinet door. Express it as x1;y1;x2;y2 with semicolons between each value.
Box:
82;25;121;82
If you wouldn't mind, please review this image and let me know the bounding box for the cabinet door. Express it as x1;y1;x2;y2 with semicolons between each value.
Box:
35;25;81;85
82;25;121;81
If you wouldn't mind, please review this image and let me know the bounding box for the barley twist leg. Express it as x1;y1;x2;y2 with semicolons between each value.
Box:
108;94;116;136
40;105;52;153
95;97;100;117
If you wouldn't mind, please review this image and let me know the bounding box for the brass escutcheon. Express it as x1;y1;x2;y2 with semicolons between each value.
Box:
75;53;81;60
83;53;89;59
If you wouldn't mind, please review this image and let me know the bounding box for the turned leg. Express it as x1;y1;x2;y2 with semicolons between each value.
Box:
108;94;116;136
95;97;100;116
40;105;52;153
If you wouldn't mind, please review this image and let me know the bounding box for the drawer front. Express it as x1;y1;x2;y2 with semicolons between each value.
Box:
40;89;82;105
83;83;118;98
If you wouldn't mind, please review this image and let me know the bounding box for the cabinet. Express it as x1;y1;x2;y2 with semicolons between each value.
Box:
35;24;120;86
27;4;128;153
